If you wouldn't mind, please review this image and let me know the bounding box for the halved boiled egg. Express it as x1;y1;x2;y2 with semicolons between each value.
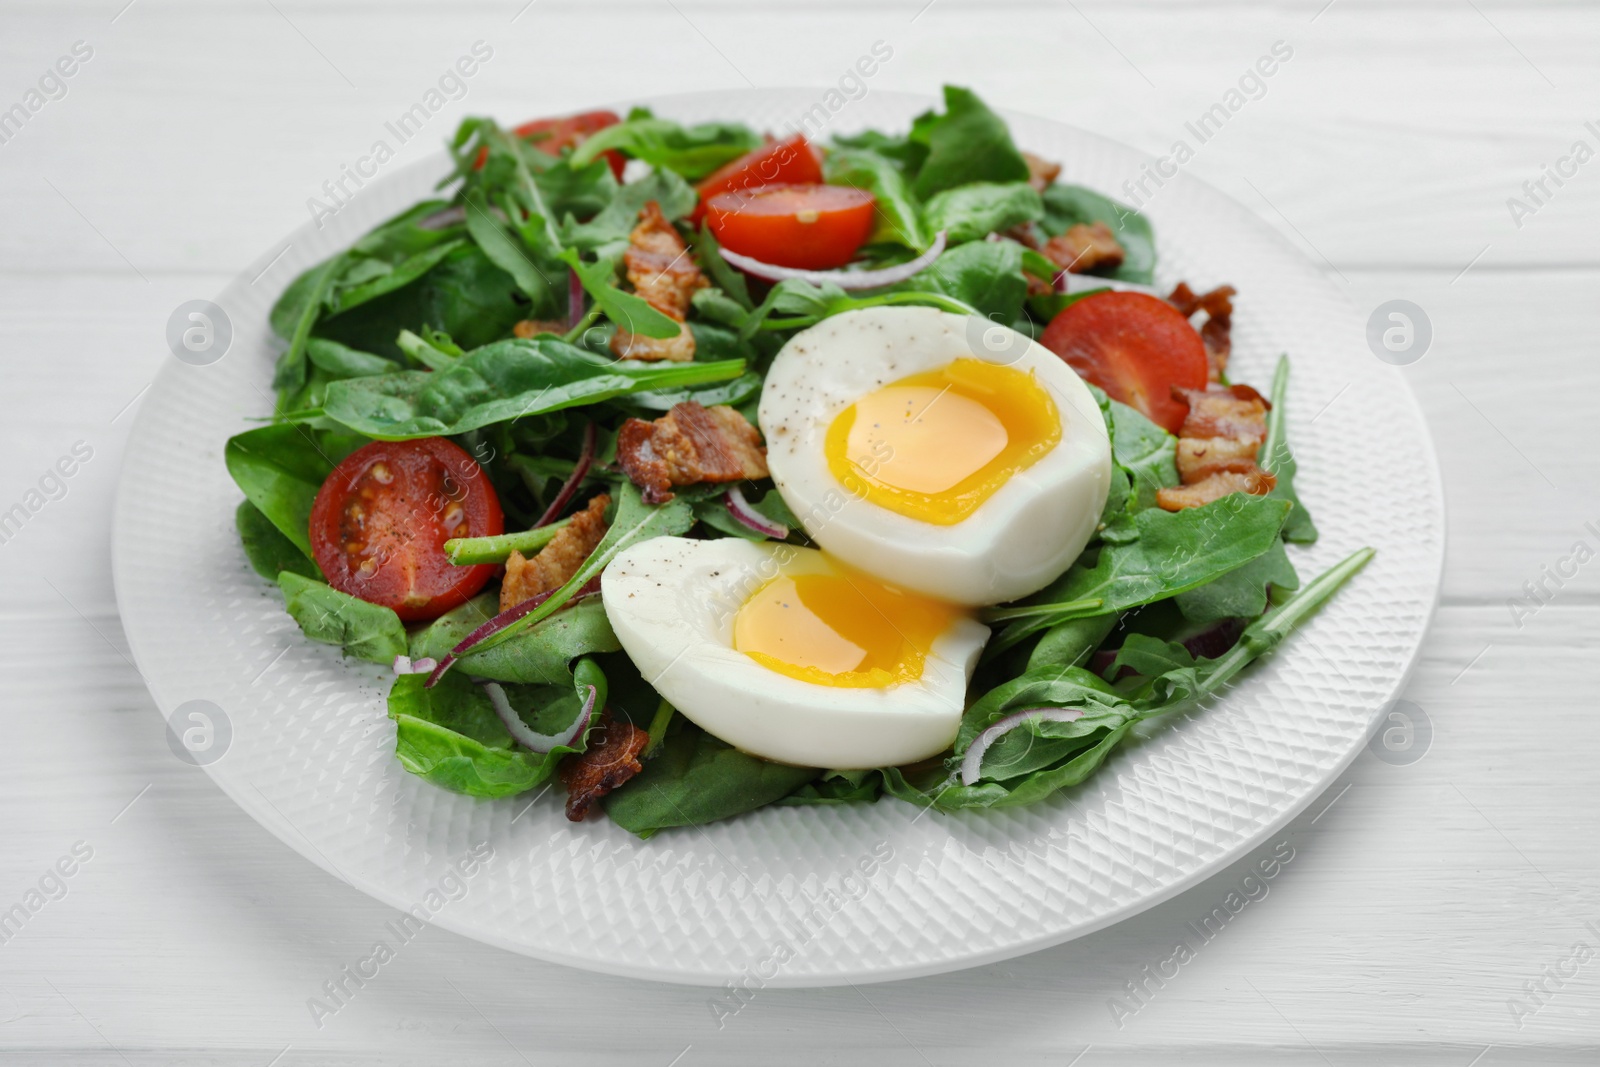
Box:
759;306;1112;606
601;537;989;768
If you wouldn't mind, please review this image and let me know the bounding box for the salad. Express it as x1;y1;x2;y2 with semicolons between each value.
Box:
227;86;1371;837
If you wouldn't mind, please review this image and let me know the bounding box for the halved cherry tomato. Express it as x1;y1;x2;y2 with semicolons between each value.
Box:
1038;291;1209;435
309;438;504;622
690;134;823;223
473;110;625;179
706;184;876;270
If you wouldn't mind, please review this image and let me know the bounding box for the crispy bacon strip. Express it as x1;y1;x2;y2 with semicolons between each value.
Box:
1167;282;1236;381
1041;222;1126;275
512;319;565;339
609;201;707;363
1158;385;1276;511
499;493;611;612
1174;385;1269;442
558;710;649;821
1157;468;1276;511
1022;151;1062;192
617;401;768;504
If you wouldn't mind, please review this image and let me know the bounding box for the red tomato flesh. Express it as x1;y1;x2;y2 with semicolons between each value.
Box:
691;134;823;223
474;110;625;179
706;184;876;270
1038;291;1209;434
309;438;504;622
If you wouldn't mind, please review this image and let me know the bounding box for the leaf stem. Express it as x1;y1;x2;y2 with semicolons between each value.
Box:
981;598;1104;623
444;519;572;565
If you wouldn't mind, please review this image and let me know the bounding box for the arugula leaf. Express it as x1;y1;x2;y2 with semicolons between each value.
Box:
603;718;821;837
922;182;1042;245
463;192;558;302
739;278;978;338
1260;355;1319;544
409;594;619;684
320;336;745;439
236;500;319;581
824;147;928;249
1103;393;1178;515
388;671;590;798
1039;184;1156;284
278;572;407;664
224;423;365;557
570;115;762;179
558;249;680;339
911;86;1030;199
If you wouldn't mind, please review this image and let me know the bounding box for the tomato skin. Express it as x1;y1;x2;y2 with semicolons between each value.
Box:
309;438;504;622
1038;292;1209;435
690;135;823;223
474;110;625;178
706;184;876;270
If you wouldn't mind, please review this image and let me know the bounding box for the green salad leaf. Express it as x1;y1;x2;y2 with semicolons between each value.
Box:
278;572;408;664
911;86;1031;198
570;114;763;179
1039;184;1156;284
922;181;1042;245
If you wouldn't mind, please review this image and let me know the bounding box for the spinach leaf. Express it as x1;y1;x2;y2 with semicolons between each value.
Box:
824;148;928;249
775;769;882;807
831;128;929;178
603;718;821;837
311;243;531;360
224;423;364;557
570;115;762;179
278;572;407;664
388;672;585;799
558;249;679;339
270;254;344;400
236;500;319;581
1025;613;1120;672
320;336;745;439
911;86;1030;199
1039;184;1156;284
1260;355;1319;544
1174;539;1300;625
305;338;398;379
902;239;1029;323
1106;395;1178;514
922;182;1042;245
988;495;1292;656
409;594;619;684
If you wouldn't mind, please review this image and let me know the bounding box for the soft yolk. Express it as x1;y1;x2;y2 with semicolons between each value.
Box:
732;563;961;688
824;358;1062;525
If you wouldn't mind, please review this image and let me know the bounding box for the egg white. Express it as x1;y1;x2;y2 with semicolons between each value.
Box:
600;536;989;769
757;306;1112;607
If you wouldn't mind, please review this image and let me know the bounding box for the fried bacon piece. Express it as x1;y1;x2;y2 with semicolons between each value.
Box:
1156;468;1277;511
512;319;565;339
498;493;611;611
617;401;768;504
609;201;707;363
1174;385;1269;442
558;710;649;821
1022;151;1062;192
1040;222;1126;275
1175;435;1262;483
1158;385;1277;511
1168;282;1236;381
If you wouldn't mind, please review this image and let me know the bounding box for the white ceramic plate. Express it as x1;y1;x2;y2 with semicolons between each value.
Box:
112;89;1444;987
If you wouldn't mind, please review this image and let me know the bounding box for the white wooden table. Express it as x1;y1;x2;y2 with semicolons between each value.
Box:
2;1;1596;1062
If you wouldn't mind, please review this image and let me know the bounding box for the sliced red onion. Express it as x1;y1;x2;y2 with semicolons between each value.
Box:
724;486;788;540
535;421;598;528
483;680;597;753
565;267;585;331
960;707;1086;786
425;578;602;688
392;655;439;675
720;231;947;290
